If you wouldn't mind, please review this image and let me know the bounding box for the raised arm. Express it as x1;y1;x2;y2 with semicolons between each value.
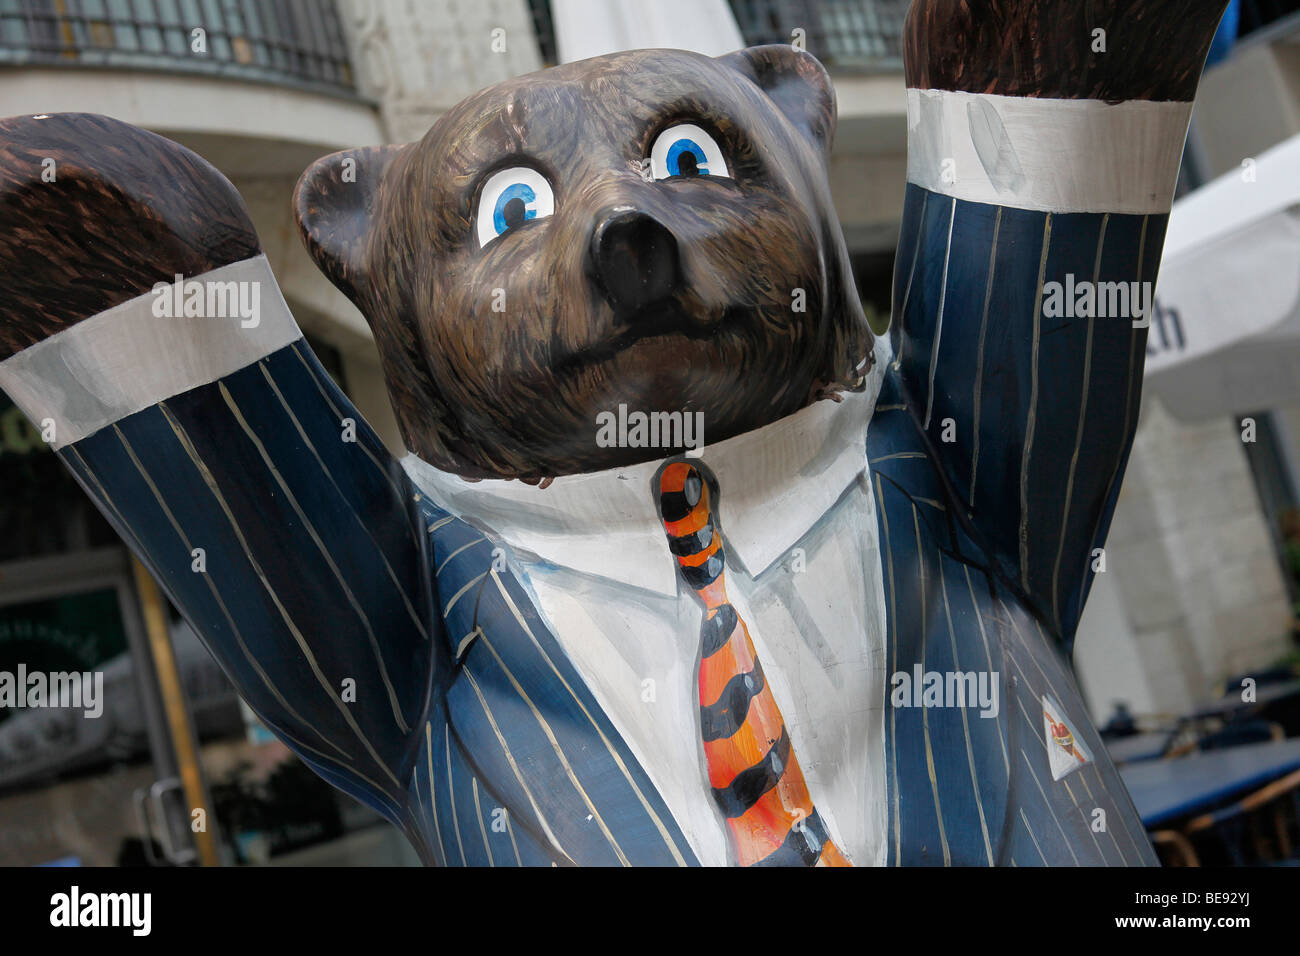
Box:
0;113;445;820
890;0;1230;643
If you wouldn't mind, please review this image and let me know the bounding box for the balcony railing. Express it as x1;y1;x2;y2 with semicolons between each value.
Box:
0;0;357;97
729;0;908;72
525;0;907;72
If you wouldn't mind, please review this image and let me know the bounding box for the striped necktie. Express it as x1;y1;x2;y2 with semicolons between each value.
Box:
656;460;852;867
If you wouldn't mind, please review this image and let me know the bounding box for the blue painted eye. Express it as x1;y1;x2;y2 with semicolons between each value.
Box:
493;182;537;233
475;167;554;247
666;138;710;176
650;123;730;181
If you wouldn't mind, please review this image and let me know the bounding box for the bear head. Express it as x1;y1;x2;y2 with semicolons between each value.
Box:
296;45;873;480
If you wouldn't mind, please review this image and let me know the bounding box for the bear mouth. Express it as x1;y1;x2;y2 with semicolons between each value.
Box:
550;303;751;381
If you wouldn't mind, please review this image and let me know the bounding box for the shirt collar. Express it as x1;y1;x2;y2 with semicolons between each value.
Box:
402;342;887;598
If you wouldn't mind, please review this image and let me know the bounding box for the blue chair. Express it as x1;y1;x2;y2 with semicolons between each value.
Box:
1183;767;1300;865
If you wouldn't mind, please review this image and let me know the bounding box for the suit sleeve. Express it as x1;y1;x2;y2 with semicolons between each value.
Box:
64;329;440;821
890;0;1229;644
0;114;444;822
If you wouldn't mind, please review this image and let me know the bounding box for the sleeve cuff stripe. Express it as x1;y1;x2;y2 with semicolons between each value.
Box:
0;254;301;449
905;89;1193;215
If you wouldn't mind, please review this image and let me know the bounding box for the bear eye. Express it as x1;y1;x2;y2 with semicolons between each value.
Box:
649;123;730;181
475;166;554;247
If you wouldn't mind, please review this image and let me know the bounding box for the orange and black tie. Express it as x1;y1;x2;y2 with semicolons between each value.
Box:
656;459;852;867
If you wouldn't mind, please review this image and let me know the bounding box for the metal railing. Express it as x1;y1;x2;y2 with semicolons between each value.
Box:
728;0;908;72
0;0;357;96
525;0;907;72
521;0;1299;76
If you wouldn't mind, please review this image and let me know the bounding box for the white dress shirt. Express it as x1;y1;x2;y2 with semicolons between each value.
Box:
403;341;891;866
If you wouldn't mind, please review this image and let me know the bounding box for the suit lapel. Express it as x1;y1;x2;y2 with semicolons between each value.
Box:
411;498;699;866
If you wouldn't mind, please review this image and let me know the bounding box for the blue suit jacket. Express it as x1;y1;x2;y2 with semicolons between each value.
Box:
55;183;1159;866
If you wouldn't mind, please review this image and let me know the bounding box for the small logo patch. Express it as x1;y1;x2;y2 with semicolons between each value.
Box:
1042;694;1091;780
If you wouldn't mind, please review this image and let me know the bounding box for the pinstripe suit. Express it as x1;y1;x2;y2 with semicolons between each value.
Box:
1;2;1221;864
36;262;1157;865
10;132;1175;868
53;336;698;866
867;44;1194;864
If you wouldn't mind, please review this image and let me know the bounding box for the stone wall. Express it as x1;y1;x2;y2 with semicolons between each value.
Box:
337;0;544;145
1076;395;1293;718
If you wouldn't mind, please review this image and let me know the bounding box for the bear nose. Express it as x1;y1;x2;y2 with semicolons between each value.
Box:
589;209;681;316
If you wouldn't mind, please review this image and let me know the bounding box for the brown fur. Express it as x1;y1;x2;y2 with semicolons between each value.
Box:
297;46;872;480
0;113;259;359
904;0;1230;102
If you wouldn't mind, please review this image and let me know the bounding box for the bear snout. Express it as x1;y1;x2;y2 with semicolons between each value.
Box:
588;207;681;319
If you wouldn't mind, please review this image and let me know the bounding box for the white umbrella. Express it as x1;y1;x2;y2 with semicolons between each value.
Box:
1146;133;1300;421
551;0;745;63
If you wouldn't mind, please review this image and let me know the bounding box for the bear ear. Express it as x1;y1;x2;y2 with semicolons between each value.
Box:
294;144;408;307
718;44;837;155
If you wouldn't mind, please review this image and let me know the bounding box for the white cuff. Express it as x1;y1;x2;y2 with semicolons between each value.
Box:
0;255;301;449
905;89;1194;215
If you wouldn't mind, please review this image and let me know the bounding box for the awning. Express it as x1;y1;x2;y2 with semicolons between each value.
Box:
1145;132;1300;421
